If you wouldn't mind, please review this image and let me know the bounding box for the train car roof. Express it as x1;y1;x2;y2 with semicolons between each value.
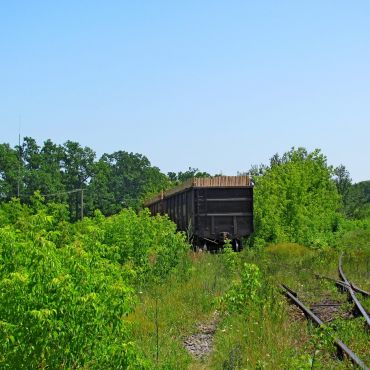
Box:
144;175;252;206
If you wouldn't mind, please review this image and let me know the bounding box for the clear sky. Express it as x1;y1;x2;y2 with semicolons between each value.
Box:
1;1;369;182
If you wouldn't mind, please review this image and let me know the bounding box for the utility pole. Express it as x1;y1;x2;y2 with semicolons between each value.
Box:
80;189;84;220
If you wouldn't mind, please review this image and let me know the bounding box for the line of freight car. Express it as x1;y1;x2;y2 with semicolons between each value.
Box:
144;176;254;251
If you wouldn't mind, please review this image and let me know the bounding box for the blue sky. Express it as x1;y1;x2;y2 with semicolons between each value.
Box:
1;1;369;181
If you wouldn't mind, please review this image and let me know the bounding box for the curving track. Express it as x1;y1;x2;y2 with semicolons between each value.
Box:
338;253;370;329
281;284;369;369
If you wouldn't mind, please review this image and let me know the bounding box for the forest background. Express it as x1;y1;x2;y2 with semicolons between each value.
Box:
1;137;368;223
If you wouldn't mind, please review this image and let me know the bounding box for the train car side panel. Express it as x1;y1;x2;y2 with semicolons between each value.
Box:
144;176;253;247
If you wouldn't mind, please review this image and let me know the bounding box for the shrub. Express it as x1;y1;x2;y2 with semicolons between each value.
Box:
0;196;189;368
219;263;262;313
253;148;342;248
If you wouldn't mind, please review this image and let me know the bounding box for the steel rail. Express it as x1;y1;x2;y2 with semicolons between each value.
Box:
338;253;370;328
314;274;370;297
351;283;370;298
280;284;369;370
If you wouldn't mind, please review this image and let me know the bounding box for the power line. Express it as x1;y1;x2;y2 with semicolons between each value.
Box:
14;187;143;221
18;188;85;198
22;188;85;220
41;188;84;197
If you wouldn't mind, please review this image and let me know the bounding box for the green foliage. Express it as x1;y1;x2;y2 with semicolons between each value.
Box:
333;164;352;209
222;239;239;275
344;180;370;219
212;260;292;369
0;196;189;368
265;242;311;257
220;263;262;313
167;167;211;185
97;151;171;212
129;252;231;369
330;316;370;356
20;137;67;204
310;325;335;354
0;137;173;220
335;217;370;251
0;143;20;199
252;148;342;248
284;353;313;370
212;242;370;369
71;208;189;284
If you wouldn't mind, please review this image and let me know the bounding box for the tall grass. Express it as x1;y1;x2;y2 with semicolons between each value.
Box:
209;241;369;369
130;234;369;369
128;252;232;368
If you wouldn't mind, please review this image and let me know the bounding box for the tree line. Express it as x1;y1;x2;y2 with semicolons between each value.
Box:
1;138;368;227
0;137;210;221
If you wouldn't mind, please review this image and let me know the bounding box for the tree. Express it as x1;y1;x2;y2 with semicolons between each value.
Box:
253;148;342;247
38;139;67;203
85;159;118;216
247;164;268;178
167;172;177;182
61;141;96;220
99;151;169;210
141;165;171;201
167;167;211;184
0;137;214;220
21;137;41;196
345;180;370;219
333;164;352;209
0;143;21;199
21;137;66;201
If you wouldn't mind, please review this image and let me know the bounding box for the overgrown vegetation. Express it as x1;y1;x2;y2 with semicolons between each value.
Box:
1;143;369;368
0;138;211;221
251;148;342;248
0;195;188;368
129;239;369;369
345;181;370;219
128;253;230;369
209;241;370;369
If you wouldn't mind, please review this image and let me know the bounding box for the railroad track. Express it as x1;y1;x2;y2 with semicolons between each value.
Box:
281;252;370;368
314;274;370;298
314;253;370;328
338;253;370;329
280;284;369;369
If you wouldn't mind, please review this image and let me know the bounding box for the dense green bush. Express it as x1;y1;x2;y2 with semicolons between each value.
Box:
344;180;370;219
219;263;262;313
253;148;342;247
0;196;189;368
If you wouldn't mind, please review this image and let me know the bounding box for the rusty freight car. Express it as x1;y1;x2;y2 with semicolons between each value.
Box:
144;176;253;250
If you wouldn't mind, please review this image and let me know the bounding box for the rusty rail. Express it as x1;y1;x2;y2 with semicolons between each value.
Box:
338;253;370;328
280;284;369;370
351;283;370;298
314;273;370;298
